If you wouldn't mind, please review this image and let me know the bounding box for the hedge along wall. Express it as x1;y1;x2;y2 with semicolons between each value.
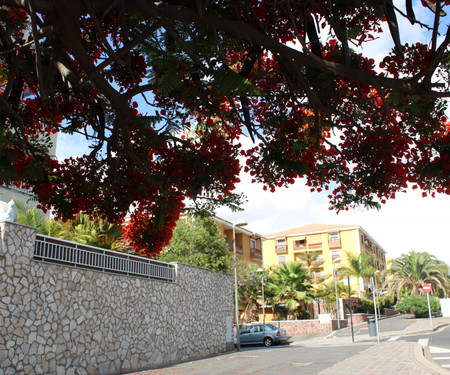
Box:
0;221;234;375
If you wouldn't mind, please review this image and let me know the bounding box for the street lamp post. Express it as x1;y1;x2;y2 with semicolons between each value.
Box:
370;276;380;342
257;267;265;324
233;219;248;352
374;270;381;318
333;266;340;329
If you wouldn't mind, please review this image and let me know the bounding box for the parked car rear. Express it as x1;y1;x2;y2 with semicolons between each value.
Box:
239;324;288;347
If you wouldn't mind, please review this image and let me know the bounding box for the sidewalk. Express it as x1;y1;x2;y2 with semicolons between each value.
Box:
292;316;450;375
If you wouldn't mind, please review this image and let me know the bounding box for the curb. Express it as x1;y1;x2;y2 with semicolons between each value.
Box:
415;343;450;375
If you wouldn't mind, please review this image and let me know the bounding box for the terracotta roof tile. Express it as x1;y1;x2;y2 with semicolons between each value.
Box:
265;223;359;238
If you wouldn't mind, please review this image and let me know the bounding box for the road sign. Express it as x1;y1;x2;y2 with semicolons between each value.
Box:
423;283;432;293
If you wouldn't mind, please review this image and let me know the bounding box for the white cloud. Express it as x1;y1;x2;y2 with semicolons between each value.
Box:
217;167;450;265
217;130;450;266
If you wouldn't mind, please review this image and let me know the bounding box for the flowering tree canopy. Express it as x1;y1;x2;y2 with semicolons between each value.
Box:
0;0;449;256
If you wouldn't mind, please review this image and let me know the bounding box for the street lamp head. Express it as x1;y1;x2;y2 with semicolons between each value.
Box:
256;268;263;273
374;270;380;274
234;219;248;227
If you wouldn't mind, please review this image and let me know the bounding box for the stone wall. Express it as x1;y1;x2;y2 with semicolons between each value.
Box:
345;313;371;325
267;319;348;337
0;221;234;375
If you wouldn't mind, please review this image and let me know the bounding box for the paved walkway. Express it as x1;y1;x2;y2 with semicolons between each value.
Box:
295;316;450;375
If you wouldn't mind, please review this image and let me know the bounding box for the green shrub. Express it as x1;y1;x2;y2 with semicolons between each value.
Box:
296;310;311;320
360;297;375;314
396;295;440;318
382;295;395;309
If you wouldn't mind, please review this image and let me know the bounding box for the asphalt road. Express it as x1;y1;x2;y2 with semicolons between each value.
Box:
133;315;448;375
136;342;371;375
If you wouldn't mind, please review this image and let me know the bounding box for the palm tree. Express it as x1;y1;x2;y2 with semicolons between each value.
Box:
314;277;348;315
383;251;450;297
266;262;313;320
13;199;62;236
339;251;376;297
59;213;125;250
299;251;324;281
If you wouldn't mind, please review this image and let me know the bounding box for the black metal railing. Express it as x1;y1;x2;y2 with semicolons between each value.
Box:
34;235;175;281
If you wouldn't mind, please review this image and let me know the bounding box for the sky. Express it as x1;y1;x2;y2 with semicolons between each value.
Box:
215;2;450;264
56;1;450;266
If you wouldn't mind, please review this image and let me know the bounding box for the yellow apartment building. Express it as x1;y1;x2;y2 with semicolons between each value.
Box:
213;216;265;267
263;224;387;295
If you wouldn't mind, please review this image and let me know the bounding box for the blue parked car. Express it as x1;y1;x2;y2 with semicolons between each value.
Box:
239;324;288;347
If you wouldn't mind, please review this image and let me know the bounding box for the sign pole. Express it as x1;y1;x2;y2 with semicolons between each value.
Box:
371;277;380;342
427;291;432;326
333;267;340;330
348;276;354;343
423;283;433;326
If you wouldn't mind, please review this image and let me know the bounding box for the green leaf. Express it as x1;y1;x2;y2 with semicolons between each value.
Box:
212;67;261;96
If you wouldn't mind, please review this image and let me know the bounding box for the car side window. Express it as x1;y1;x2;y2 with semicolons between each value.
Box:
259;325;266;332
252;326;260;333
241;327;251;334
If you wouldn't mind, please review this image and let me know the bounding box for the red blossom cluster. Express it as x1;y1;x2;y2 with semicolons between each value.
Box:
0;1;449;256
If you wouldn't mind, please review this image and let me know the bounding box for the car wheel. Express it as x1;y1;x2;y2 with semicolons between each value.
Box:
263;337;273;347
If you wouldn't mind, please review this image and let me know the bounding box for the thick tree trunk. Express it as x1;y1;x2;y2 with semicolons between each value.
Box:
249;299;260;322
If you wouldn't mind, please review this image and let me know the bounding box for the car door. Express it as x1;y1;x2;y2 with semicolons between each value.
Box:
251;325;265;344
239;327;252;344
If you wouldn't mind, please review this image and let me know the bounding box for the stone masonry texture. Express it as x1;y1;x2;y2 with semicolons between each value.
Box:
0;221;234;375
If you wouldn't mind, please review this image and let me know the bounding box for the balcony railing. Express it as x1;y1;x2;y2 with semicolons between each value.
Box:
275;245;287;254
293;243;307;251
34;235;175;281
227;241;243;254
308;242;322;249
328;240;341;248
332;256;341;264
2;182;35;197
250;248;262;260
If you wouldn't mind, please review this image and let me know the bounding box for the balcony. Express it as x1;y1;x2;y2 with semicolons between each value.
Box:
328;239;341;248
275;245;288;254
308;242;322;249
293;243;307;251
250;248;262;260
332;256;341;264
227;241;243;254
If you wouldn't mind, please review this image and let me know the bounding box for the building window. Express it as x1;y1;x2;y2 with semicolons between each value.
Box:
331;249;341;264
277;255;287;265
276;238;287;253
328;232;339;241
250;238;257;249
328;232;340;248
293;239;306;250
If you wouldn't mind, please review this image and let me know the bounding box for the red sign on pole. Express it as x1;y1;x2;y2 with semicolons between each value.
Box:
423;284;432;293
